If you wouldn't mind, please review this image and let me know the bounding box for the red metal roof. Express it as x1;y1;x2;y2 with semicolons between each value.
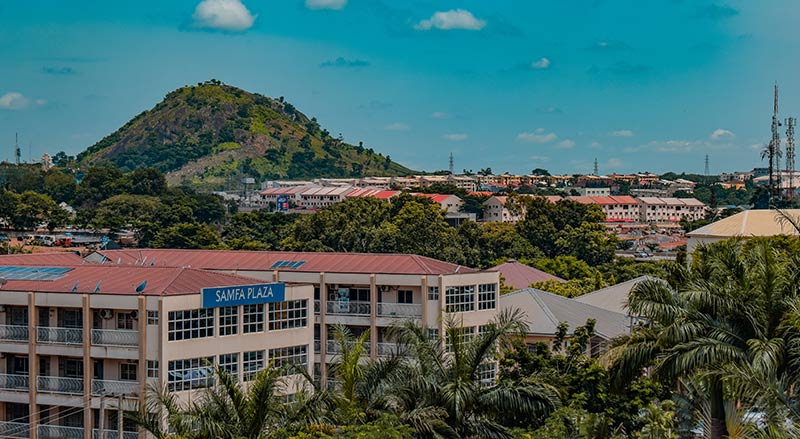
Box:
489;260;565;289
0;252;85;266
0;265;263;296
89;249;477;275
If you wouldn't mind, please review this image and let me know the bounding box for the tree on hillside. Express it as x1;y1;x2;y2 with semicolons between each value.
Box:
151;222;221;249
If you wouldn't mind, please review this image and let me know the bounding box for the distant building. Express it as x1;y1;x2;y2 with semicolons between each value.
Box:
686;209;800;255
577;187;611;197
481;195;562;223
637;197;706;223
567;195;639;222
500;288;630;356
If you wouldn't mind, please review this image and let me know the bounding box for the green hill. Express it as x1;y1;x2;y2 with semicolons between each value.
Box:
78;80;415;188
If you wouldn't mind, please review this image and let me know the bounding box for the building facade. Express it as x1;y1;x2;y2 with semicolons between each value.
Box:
0;262;312;439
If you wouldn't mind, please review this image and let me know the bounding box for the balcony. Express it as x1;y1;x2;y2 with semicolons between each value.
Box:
326;301;370;316
91;329;138;347
39;424;84;439
37;376;84;395
0;325;29;342
37;327;82;345
376;342;403;357
0;373;29;391
92;430;139;439
314;339;321;354
376;303;422;318
91;379;139;397
0;421;29;438
326;340;371;355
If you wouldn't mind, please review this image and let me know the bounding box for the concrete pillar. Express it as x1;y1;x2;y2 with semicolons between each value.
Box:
82;294;91;439
137;296;147;438
318;273;327;386
421;276;428;330
27;292;38;439
369;274;377;360
437;275;445;340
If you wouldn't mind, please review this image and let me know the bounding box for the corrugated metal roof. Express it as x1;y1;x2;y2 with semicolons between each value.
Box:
574;276;656;315
0;265;263;296
489;260;565;289
501;288;629;340
687;209;800;238
88;249;477;275
0;252;85;266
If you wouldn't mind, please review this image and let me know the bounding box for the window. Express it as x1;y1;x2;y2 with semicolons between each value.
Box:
445;285;475;313
478;324;493;336
147;360;159;378
426;328;439;341
427;286;439;301
243;304;264;333
167;309;214;341
269;300;307;331
147;310;159;325
120;363;137;381
243;351;265;381
167;357;213;391
446;326;475;352
478;284;497;310
398;290;413;304
477;362;497;387
219;306;239;336
117;312;135;330
219;353;239;377
269;345;308;376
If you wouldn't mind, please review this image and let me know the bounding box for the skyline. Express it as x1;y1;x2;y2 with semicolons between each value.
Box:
2;0;800;175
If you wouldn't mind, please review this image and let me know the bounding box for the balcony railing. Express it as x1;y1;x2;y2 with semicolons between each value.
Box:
0;421;30;438
91;379;139;397
0;373;29;391
376;303;422;318
37;376;84;395
313;300;320;314
376;342;403;357
92;430;139;439
326;301;370;316
91;329;138;347
37;327;83;345
0;325;29;342
314;339;321;354
39;424;84;439
326;340;371;355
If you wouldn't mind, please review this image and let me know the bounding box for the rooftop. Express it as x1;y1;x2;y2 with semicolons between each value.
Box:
489;260;564;289
0;252;85;266
574;276;657;315
87;249;478;275
501;288;630;339
687;209;800;238
0;265;264;296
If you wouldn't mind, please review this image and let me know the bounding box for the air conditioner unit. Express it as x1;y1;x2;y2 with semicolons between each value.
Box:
100;309;114;320
130;310;139;320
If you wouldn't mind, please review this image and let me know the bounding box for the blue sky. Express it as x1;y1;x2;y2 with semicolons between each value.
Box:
1;0;799;175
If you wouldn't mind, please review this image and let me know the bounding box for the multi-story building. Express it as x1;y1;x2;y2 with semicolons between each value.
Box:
576;187;611;197
86;250;501;385
482;195;562;223
637;197;706;223
567;195;640;222
0;257;313;439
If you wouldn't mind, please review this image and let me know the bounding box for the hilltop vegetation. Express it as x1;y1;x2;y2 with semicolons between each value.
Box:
77;80;414;188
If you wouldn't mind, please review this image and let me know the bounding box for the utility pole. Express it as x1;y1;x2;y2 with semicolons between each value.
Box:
786;117;796;202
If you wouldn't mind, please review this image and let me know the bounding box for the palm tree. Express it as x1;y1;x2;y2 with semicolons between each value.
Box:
131;364;319;439
385;308;559;438
606;238;800;439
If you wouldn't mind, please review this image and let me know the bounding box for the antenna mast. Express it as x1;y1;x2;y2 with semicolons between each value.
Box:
14;133;20;165
448;152;454;175
704;154;710;183
763;83;783;203
593;158;599;176
787;117;796;201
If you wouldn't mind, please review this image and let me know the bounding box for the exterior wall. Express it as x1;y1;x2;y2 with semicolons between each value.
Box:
578;187;611;197
482;198;520;223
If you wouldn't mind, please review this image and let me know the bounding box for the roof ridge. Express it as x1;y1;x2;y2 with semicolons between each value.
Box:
161;267;189;295
525;288;561;328
576;275;652;299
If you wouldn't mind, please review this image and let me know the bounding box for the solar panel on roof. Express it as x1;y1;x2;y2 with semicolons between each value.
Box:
0;266;73;281
269;260;306;270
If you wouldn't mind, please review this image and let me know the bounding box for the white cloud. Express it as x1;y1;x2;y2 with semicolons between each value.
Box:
0;92;31;110
193;0;255;31
517;129;558;143
443;133;468;141
606;158;624;168
558;139;576;149
710;128;735;140
531;57;551;70
529;155;549;161
384;122;409;131
431;112;451;119
590;141;602;149
612;130;634;137
414;9;486;31
305;0;346;10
